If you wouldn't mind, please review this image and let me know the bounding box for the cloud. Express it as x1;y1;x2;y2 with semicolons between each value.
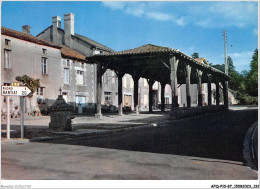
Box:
126;7;145;17
228;51;253;72
146;12;172;21
195;2;257;28
102;1;182;25
102;1;126;10
102;1;257;28
175;16;187;26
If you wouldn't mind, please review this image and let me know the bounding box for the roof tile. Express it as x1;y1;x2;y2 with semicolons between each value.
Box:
1;27;61;49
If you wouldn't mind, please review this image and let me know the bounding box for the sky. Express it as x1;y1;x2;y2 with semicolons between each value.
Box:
1;1;258;72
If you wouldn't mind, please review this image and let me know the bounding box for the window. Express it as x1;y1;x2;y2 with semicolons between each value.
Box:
77;70;84;84
37;87;45;104
104;92;112;105
4;49;11;69
5;39;10;46
66;60;70;67
37;87;44;96
42;48;47;55
64;68;70;84
81;63;84;68
41;57;47;74
76;96;86;107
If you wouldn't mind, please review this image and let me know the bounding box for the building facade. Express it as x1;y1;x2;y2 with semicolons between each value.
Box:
1;26;92;115
1;27;62;114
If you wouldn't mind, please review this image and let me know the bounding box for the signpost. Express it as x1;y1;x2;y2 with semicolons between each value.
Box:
1;84;31;139
2;85;31;96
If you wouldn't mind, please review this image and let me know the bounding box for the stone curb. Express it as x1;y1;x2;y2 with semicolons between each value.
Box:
29;110;231;142
1;139;30;144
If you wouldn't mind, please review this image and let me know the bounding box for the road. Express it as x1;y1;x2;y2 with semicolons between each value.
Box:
1;108;258;180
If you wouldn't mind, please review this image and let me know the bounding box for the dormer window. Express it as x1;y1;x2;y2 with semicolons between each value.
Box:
5;39;10;46
42;48;47;55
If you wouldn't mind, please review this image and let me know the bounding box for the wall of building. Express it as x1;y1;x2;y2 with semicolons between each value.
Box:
1;35;62;114
61;59;96;113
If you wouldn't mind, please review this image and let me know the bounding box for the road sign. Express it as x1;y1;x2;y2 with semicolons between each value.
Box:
1;86;31;96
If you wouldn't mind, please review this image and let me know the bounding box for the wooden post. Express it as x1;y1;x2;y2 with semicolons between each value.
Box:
185;64;191;107
169;56;179;108
95;62;102;119
223;81;229;108
133;76;140;114
20;96;24;138
196;69;203;106
6;96;10;139
117;72;124;115
148;79;155;113
207;74;212;106
160;82;166;112
216;81;220;106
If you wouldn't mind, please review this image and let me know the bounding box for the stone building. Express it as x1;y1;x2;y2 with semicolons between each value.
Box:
1;13;231;117
36;13;119;112
1;26;90;114
36;13;171;112
36;13;220;113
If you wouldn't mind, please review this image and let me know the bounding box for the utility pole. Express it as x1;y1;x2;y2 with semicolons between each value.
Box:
224;30;228;75
223;30;229;108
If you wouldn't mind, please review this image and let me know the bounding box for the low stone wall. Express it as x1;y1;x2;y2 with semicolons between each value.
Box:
170;105;228;119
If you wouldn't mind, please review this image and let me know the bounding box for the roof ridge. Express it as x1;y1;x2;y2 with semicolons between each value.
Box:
2;26;61;49
74;33;114;52
36;25;113;52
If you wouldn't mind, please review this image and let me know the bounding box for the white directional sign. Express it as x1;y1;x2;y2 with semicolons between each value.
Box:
1;86;31;96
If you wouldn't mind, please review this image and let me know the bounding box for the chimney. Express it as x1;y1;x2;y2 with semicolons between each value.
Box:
22;25;30;34
64;13;75;35
52;16;61;28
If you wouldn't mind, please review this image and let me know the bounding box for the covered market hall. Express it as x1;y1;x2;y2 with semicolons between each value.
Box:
87;44;229;119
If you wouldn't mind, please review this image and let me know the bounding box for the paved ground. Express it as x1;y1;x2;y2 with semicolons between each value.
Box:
1;111;170;139
1;142;257;180
1;106;258;180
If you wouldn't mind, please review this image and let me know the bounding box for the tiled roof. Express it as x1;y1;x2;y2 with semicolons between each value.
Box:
61;45;87;62
1;27;61;49
74;33;114;53
37;25;114;52
106;44;178;56
195;57;209;65
2;27;88;62
90;44;229;78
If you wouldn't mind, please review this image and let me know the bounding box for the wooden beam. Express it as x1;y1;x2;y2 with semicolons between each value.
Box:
196;69;203;106
148;79;155;112
207;74;212;106
160;81;166;112
185;63;191;107
95;62;102;119
170;56;179;108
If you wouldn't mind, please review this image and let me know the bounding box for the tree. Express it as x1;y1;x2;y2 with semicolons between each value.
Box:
191;52;199;59
245;49;258;96
211;64;225;72
226;56;243;92
16;75;40;98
